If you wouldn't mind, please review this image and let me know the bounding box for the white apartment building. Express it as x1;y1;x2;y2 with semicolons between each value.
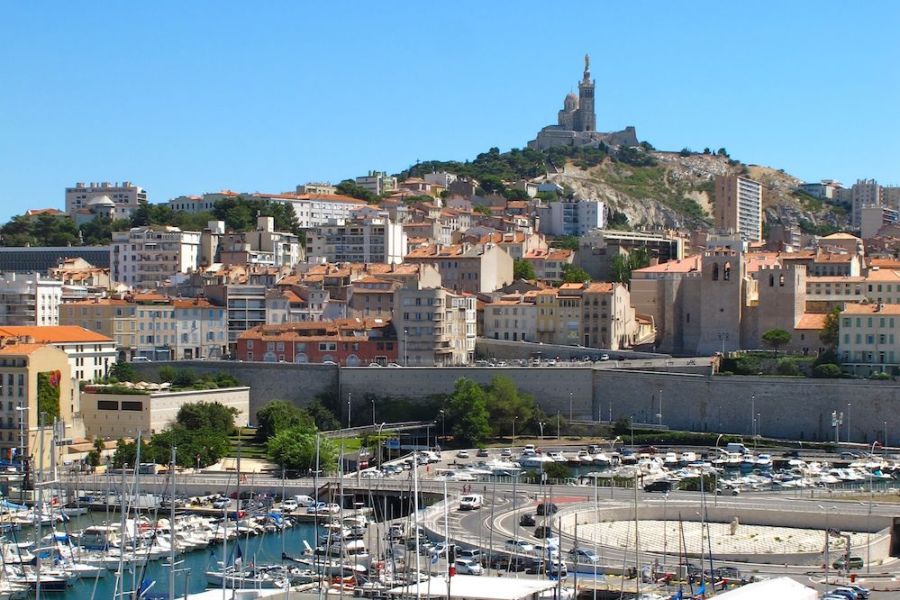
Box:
0;273;62;326
216;216;303;268
270;194;368;229
111;226;201;288
173;299;228;360
715;175;763;242
0;325;117;383
799;179;842;200
839;303;900;376
850;179;883;227
393;287;476;366
537;198;606;236
168;195;217;213
306;215;407;264
484;296;538;342
66;181;147;221
296;182;337;195
356;171;398;196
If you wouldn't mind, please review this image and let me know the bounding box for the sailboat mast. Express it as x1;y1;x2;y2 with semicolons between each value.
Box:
35;413;45;600
633;471;640;597
412;450;420;600
169;446;177;600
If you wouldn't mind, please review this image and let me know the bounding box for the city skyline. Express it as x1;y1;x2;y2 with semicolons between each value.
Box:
1;1;898;221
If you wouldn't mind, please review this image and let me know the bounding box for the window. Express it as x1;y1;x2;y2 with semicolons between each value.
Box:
121;401;143;411
97;400;119;411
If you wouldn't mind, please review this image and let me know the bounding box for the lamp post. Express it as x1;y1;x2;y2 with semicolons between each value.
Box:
557;411;561;440
657;389;663;425
347;392;352;429
884;421;889;458
750;395;755;436
569;392;573;422
847;403;852;443
403;327;409;367
371;397;376;427
16;404;28;505
512;416;518;450
538;422;545;441
439;410;445;441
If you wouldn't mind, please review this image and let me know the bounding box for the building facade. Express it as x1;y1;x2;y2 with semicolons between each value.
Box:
537;198;606;237
0;325;117;383
355;171;398;196
714;175;763;242
236;320;397;365
306;215;406;265
404;244;514;294
65;181;147;222
59;299;137;361
393;287;476;366
0;273;62;327
111;227;201;288
839;303;899;375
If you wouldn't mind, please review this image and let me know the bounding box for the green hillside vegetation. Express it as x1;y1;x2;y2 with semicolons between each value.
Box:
0;195;301;248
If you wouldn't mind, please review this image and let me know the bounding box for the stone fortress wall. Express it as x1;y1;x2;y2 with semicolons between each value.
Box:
133;362;900;444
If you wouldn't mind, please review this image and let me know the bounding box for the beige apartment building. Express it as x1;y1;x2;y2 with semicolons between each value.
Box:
404;243;513;294
111;226;201;288
714;175;763;242
60;298;137;361
0;341;78;472
484;294;538;343
81;385;249;440
533;282;639;350
839;303;900;375
392;287;476;366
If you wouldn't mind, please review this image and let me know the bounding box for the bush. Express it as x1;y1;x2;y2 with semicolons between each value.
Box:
776;359;801;376
869;371;891;381
813;364;842;378
733;356;761;375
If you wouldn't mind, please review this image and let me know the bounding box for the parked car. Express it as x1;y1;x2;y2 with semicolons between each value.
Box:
519;513;536;527
457;548;484;565
454;558;483;576
490;555;531;572
500;448;512;457
536;502;558;516
280;499;299;511
293;495;316;507
456;450;470;459
476;448;489;458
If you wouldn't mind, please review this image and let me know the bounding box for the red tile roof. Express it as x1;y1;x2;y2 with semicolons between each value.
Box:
0;326;113;344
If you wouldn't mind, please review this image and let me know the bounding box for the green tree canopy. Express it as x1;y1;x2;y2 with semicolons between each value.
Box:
561;263;591;284
335;180;377;203
212;196;301;235
256;400;313;440
820;306;841;348
761;328;792;356
444;378;492;446
550;235;579;251
108;360;136;383
485;375;537;437
610;246;651;283
176;402;239;435
266;427;338;474
513;259;536;281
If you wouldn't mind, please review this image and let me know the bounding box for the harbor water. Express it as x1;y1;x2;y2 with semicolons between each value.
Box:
46;514;317;599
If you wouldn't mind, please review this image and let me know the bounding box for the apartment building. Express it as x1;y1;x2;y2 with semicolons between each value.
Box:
265;286;343;324
393;287;476;366
236;319;397;365
59;299;137;360
347;277;403;319
404;243;513;294
850;179;883;227
306;214;406;264
296;182;337;195
860;205;900;239
839;303;900;376
0;326;117;383
355;171;398;196
111;226;201;288
204;284;268;352
714;175;763;242
806;269;900;311
65;181;147;222
483;294;538;342
533;282;638;349
168;195;217;213
523;249;574;283
575;229;685;280
0;340;77;470
214;216;303;268
0;273;62;326
536;198;606;236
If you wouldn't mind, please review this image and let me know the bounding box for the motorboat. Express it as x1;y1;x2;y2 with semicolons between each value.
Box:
206;566;289;590
663;452;679;467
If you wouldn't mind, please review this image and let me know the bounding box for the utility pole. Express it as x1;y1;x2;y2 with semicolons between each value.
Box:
347;392;352;429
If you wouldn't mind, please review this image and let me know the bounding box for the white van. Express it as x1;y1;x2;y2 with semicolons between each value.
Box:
294;495;316;507
725;443;748;455
459;494;483;510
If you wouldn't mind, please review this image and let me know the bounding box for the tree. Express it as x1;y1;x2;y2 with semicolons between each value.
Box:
561;263;591;284
485;376;536;437
813;364;842;378
176;402;239;435
211;195;301;234
256;400;313;441
820;306;841;349
472;204;492;216
444;379;491;446
267;427;338;474
147;425;230;468
478;175;506;196
611;246;651;283
551;236;579;251
761;328;792;357
335;180;377;203
513;259;536;281
108;360;136;383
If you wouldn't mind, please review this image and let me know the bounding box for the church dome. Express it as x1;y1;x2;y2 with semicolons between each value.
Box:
564;92;577;111
87;195;115;212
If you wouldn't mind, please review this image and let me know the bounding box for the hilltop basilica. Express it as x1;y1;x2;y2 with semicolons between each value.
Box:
528;55;639;150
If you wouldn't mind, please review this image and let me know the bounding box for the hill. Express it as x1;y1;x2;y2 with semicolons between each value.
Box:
405;145;850;235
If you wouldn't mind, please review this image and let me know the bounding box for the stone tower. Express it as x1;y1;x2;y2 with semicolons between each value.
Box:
575;54;596;132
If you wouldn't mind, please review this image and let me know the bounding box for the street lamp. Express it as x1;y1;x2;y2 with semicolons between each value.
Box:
569;392;573;422
371;397;376;427
403;327;409;366
538;422;545;441
750;395;755;436
847;403;852;442
439;410;445;441
512;416;518;449
657;389;663;425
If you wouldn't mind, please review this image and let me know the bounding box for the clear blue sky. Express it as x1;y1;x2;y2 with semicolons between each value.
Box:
1;1;898;221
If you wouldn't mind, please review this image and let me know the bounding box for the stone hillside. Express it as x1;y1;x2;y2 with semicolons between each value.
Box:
539;152;849;233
